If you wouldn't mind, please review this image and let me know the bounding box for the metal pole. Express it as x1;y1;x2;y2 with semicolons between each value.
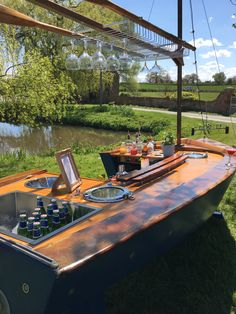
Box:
99;69;103;105
177;0;182;146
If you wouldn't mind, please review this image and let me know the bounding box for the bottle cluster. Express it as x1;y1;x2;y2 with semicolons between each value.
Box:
16;196;73;240
119;131;156;156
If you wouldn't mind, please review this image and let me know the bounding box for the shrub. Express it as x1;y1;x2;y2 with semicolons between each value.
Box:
169;91;198;101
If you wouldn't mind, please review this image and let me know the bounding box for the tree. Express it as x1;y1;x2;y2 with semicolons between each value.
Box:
146;67;172;84
183;73;200;84
212;72;226;85
120;62;141;94
0;50;76;125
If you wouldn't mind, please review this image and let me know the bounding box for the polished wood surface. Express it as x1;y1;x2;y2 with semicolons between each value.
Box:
0;139;235;271
0;4;83;38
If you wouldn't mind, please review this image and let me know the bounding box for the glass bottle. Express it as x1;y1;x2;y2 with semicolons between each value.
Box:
27;217;35;239
52;210;61;231
32;222;42;240
58;207;66;226
36;196;46;214
142;140;148;156
120;142;127;154
51;199;58;211
130;143;138;155
46;204;54;226
40;214;49;236
147;140;154;154
32;211;40;222
17;214;28;237
62;201;73;224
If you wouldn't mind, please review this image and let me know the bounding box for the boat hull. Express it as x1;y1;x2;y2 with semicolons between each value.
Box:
0;174;233;314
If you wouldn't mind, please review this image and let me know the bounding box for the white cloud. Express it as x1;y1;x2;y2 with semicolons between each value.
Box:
194;61;224;81
224;67;236;78
232;14;236;19
200;49;231;59
189;37;222;48
229;41;236;49
209;16;213;23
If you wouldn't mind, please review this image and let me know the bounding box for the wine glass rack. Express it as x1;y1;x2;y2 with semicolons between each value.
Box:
28;0;195;62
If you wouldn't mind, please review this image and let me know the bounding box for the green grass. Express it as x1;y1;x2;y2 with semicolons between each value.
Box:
120;83;236;93
1;110;236;314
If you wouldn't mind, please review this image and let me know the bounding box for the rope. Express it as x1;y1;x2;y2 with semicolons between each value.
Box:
148;0;156;21
201;0;221;73
189;0;208;137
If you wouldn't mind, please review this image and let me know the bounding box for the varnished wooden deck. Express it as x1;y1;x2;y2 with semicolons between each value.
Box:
0;139;235;271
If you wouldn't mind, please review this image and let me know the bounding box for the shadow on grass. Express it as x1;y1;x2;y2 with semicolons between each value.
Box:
106;216;236;314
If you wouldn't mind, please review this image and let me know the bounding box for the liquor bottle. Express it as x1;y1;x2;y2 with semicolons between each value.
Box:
32;222;42;240
51;199;58;211
46;204;54;226
51;210;61;231
58;207;66;226
40;214;49;236
36;196;46;214
27;217;35;239
142;140;148;156
17;214;28;237
62;201;73;223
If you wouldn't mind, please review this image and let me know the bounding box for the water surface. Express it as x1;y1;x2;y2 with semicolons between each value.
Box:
0;122;128;154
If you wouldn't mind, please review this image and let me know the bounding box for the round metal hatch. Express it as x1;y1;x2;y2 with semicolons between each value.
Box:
83;184;133;203
185;152;208;159
25;176;59;189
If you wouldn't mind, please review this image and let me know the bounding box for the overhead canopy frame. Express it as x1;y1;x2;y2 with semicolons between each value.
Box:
27;0;195;62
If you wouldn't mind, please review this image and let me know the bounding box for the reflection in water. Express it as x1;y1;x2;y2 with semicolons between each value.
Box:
0;122;128;154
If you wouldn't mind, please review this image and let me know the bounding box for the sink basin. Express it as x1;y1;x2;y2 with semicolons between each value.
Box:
24;176;59;189
0;191;101;245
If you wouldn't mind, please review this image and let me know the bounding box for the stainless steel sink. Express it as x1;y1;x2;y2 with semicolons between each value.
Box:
0;191;101;245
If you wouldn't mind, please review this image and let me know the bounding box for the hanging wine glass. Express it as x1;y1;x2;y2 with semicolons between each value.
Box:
78;38;93;71
92;41;107;71
65;40;79;71
107;44;120;72
150;59;161;73
119;38;132;72
139;57;149;75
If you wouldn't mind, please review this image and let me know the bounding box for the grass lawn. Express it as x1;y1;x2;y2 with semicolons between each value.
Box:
0;110;236;314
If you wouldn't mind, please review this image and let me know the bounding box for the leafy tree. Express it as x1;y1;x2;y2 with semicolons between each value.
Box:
183;73;200;84
226;76;236;84
146;67;172;84
212;72;226;85
0;50;76;125
120;62;141;95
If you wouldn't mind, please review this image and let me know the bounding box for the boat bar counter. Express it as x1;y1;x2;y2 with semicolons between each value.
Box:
0;0;236;313
0;138;235;314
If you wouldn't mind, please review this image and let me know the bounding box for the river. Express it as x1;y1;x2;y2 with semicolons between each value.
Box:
0;122;128;154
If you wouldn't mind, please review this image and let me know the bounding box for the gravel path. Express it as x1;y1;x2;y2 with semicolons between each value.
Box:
133;107;236;124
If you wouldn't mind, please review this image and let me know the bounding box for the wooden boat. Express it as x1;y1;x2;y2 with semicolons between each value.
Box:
0;1;236;314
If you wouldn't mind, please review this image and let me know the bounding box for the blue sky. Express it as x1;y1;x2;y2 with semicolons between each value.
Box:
113;0;236;81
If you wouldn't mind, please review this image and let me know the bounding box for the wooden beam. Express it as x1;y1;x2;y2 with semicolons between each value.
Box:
0;4;83;38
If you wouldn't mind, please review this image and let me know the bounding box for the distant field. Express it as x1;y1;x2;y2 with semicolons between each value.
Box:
119;83;236;101
120;83;236;93
121;91;219;101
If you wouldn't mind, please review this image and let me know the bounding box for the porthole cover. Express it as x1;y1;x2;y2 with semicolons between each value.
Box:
83;184;133;203
185;152;208;159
